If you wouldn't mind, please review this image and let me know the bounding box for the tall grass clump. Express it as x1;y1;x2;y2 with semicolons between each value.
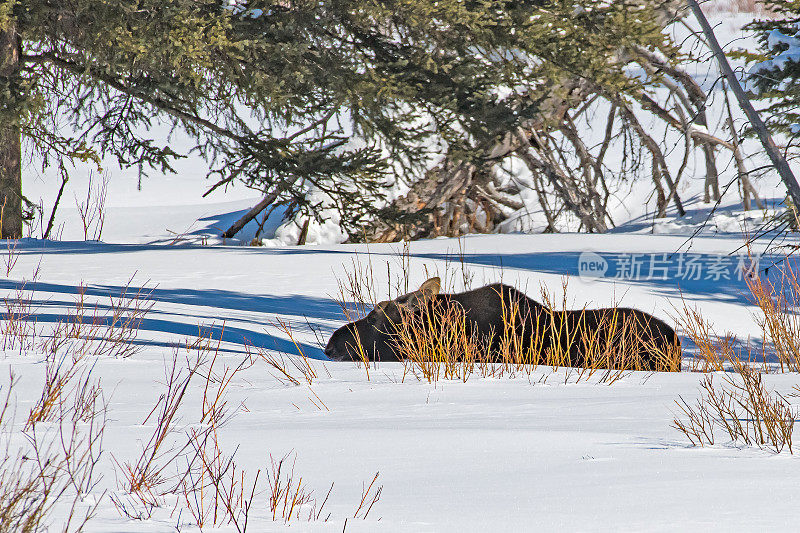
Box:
393;297;485;382
671;255;800;374
670;254;800;452
673;361;796;453
0;366;108;532
104;328;379;529
537;282;681;377
394;292;681;384
673;295;739;373
746;261;800;372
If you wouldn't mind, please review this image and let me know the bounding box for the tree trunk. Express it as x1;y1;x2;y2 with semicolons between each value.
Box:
687;0;800;212
0;23;21;239
221;174;300;239
363;78;594;242
296;218;310;245
723;83;764;211
633;45;721;203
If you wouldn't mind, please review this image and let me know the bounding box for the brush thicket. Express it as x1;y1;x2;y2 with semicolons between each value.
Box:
747;261;800;372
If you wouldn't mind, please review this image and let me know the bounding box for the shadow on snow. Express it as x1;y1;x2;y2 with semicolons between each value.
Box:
0;278;346;360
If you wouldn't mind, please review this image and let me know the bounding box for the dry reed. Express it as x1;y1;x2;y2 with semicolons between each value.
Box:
673;361;796;453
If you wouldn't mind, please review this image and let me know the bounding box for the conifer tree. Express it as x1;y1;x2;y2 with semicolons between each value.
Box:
0;0;685;240
745;1;800;138
0;0;414;238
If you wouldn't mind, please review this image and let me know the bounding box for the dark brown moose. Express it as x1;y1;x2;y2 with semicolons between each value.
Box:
325;277;681;371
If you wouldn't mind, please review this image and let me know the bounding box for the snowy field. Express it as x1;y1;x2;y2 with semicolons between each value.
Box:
2;226;800;531
4;6;800;533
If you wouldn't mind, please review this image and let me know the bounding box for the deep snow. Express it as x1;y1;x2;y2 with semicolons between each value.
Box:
2;227;800;531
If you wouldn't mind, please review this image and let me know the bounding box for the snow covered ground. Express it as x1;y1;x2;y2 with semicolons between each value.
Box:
2;227;799;531
3;7;800;533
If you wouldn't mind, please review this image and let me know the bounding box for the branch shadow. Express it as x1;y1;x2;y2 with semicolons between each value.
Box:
0;279;352;360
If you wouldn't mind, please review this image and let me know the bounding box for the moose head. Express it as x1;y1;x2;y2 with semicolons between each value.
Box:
324;277;441;361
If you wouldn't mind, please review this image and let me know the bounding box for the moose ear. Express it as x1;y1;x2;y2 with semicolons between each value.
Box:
394;277;441;313
419;277;441;299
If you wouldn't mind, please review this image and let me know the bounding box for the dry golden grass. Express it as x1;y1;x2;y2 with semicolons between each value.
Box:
265;453;332;523
671;255;800;452
674;296;738;372
2;239;19;278
26;355;83;428
53;277;155;361
0;265;139;531
75;171;108;242
670;253;800;375
569;310;681;384
393;298;479;383
113;349;204;510
353;471;382;520
746;261;800;372
0;366;107;532
0;262;385;529
101;326;365;528
539;282;681;377
1;277;40;355
673;361;796;453
180;428;262;530
268;318;320;385
112;329;252;522
0;375;54;532
248;318;331;396
0;273;154;361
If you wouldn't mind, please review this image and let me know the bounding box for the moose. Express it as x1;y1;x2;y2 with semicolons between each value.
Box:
325;277;681;371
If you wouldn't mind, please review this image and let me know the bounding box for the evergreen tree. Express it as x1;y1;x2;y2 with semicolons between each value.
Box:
0;0;413;238
745;1;800;138
0;0;681;240
737;1;800;218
